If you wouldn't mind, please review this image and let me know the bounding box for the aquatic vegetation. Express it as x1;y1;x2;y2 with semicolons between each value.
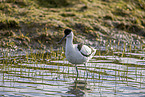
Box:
0;41;145;96
0;0;145;96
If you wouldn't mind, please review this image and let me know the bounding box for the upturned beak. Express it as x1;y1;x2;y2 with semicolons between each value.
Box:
58;35;67;43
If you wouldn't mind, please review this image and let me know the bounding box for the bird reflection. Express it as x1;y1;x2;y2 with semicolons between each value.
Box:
66;76;90;97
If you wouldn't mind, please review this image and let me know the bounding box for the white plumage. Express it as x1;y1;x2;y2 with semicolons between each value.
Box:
80;45;92;55
59;29;96;75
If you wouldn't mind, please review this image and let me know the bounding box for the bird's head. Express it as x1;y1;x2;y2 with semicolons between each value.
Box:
64;29;72;36
58;29;73;43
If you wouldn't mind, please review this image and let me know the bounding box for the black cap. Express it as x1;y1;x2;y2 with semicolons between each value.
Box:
64;29;72;36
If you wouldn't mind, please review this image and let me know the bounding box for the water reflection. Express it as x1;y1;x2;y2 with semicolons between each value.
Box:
66;76;89;97
0;48;145;96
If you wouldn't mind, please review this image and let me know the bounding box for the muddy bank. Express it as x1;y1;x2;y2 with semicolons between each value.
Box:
0;0;145;50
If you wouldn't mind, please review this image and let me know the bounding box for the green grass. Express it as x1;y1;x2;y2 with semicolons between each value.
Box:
0;0;144;49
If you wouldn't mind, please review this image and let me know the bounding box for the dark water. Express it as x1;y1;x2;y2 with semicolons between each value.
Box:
0;46;145;97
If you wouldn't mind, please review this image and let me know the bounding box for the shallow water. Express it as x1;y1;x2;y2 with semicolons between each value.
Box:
0;47;145;97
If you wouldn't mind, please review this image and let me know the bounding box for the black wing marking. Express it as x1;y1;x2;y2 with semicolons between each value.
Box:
77;43;83;51
77;43;93;57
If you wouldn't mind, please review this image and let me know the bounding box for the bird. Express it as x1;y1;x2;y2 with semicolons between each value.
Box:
58;29;96;76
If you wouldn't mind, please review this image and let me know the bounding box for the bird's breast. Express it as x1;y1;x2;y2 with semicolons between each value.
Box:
65;45;88;64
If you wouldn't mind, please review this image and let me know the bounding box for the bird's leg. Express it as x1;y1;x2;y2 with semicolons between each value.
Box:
75;64;79;76
84;63;88;76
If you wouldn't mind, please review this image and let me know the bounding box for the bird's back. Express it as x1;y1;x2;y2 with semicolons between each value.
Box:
65;44;96;64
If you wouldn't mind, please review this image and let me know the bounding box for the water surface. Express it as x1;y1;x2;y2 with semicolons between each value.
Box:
0;47;145;97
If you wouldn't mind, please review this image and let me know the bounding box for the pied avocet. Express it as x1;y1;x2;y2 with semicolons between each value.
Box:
58;29;96;75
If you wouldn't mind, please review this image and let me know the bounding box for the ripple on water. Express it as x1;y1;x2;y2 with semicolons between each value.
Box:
0;49;145;96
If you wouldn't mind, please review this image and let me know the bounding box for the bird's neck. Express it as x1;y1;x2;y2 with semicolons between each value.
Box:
66;36;73;48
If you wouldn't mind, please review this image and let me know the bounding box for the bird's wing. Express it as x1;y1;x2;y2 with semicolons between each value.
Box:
77;43;93;57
